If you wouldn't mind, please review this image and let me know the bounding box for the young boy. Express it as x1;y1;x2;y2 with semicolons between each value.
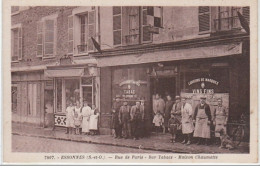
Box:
74;112;82;135
168;113;181;143
153;112;164;133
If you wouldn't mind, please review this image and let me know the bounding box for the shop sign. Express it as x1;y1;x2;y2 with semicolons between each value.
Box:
187;78;219;94
119;80;147;87
118;80;147;99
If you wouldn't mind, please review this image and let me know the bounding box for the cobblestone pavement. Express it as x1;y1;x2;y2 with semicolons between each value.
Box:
12;123;249;153
12;135;162;153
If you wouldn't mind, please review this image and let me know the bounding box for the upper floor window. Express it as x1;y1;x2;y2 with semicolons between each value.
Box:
198;6;250;33
37;14;57;59
11;24;22;62
113;6;163;46
69;7;96;55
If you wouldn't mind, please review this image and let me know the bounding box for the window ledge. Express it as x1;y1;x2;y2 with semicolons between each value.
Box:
42;56;55;61
11;11;20;16
11;61;19;63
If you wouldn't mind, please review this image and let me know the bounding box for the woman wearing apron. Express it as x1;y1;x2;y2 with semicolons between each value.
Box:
193;96;212;145
181;97;194;145
74;101;82;135
65;101;75;134
213;98;228;145
81;101;91;135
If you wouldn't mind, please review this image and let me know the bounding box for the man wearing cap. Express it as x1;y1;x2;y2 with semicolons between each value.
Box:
171;96;182;141
193;96;212;145
130;101;144;140
111;95;122;138
119;101;132;139
164;95;174;133
181;96;194;145
213;98;228;145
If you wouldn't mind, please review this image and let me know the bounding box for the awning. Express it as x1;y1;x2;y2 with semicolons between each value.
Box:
44;68;84;77
97;42;242;67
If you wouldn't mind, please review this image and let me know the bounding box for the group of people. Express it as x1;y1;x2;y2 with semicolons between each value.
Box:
152;94;228;146
65;100;99;135
111;96;145;140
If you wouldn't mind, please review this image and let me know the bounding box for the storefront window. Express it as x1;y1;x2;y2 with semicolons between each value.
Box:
56;79;62;112
11;86;17;113
82;77;93;106
65;79;80;106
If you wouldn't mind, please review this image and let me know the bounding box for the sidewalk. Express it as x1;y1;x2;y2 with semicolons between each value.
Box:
12;123;249;154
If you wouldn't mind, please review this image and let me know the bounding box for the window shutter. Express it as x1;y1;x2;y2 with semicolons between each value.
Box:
113;7;122;45
44;19;55;56
242;7;250;24
18;27;23;60
142;7;152;42
88;11;95;51
37;21;43;57
198;6;211;32
68;15;74;54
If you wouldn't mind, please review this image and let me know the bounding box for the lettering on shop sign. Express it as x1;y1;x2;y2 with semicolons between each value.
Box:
119;80;147;87
187;78;219;94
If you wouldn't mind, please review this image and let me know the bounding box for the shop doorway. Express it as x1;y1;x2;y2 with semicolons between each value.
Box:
150;77;176;100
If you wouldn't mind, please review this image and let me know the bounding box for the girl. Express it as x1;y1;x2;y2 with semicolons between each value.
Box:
74;101;82;135
65;101;75;134
81;101;91;135
153;112;164;134
89;105;100;135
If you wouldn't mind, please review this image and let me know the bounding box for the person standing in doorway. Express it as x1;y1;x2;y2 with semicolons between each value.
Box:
213;98;228;145
153;94;165;115
171;96;182;141
89;104;100;135
193;96;212;145
119;101;131;139
65;101;75;134
81;101;91;135
130;101;144;140
164;95;174;133
74;101;82;135
181;97;194;145
112;95;122;138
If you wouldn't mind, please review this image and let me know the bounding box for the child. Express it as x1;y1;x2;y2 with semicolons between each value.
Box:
74;112;82;135
153;112;164;133
89;105;100;135
81;101;91;135
168;113;181;143
65;101;75;134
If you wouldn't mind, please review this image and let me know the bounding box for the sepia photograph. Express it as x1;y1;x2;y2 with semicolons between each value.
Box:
2;0;258;164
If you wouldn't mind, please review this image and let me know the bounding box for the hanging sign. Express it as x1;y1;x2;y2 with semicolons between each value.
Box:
187;78;219;94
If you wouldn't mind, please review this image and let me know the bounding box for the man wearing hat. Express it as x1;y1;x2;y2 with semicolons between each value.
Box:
180;96;194;145
111;95;122;138
193;96;212;145
119;101;132;139
164;95;174;133
213;98;228;145
171;96;182;140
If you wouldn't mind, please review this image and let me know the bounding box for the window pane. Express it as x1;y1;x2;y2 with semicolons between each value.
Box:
56;79;62;112
113;30;121;45
113;7;121;15
113;15;121;30
82;77;92;85
45;31;54;42
88;11;95;24
45;20;54;30
143;26;151;41
12;86;18;113
45;42;54;55
83;86;92;106
143;10;147;25
65;79;80;107
37;33;43;44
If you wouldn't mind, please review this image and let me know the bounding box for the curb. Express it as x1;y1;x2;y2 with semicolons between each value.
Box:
12;132;188;153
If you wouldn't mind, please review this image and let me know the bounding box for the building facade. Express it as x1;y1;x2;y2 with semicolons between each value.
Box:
11;6;250;136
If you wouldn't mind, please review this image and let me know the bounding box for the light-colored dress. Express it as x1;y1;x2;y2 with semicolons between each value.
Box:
89;109;99;130
81;106;91;133
153;115;164;127
66;106;75;128
181;103;194;134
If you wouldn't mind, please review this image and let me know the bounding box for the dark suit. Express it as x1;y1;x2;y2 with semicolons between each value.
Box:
130;105;144;139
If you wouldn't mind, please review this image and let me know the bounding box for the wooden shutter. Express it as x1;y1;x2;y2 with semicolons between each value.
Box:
88;11;96;51
18;27;22;60
44;19;55;56
113;7;122;45
199;6;211;32
142;7;152;42
242;7;250;23
128;7;140;45
68;15;74;54
37;21;43;57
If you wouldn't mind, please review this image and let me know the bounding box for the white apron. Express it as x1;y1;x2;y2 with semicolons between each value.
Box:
74;107;82;128
215;107;227;137
66;106;75;128
81;106;91;133
181;103;194;134
194;107;210;138
89;110;99;130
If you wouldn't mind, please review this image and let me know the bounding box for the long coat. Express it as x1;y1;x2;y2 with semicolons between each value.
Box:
164;100;174;127
181;103;194;134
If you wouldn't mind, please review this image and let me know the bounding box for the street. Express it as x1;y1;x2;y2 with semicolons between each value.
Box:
12;134;162;153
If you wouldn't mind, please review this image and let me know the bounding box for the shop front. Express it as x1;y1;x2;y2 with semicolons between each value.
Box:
96;38;249;136
44;58;99;128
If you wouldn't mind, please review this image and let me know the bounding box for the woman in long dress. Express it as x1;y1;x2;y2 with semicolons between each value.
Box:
74;101;82;135
65;101;75;134
89;104;100;135
81;101;91;135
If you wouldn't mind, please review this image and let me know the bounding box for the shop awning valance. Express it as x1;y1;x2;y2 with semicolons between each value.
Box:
44;68;84;77
97;42;242;67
